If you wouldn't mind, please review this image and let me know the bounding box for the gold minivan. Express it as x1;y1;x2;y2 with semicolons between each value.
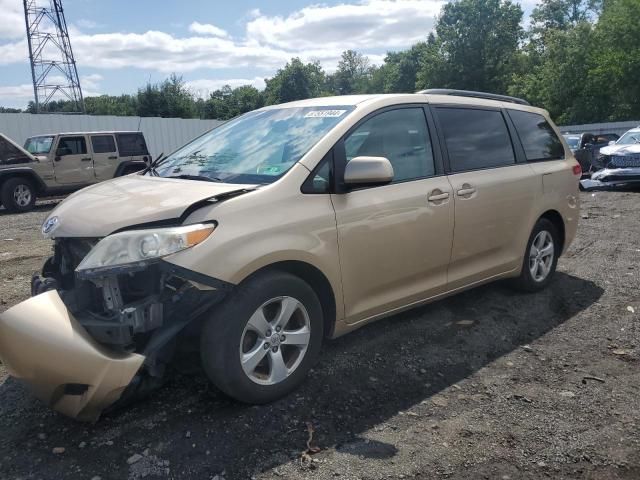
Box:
0;90;581;420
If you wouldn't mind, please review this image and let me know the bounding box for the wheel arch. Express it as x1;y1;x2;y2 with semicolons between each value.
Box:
539;209;566;254
0;170;46;194
242;260;338;339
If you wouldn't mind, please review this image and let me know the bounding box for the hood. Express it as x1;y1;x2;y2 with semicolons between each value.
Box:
600;143;640;156
45;175;257;238
0;133;37;166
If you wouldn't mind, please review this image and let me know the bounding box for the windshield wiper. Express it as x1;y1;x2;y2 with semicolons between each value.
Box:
142;152;167;176
168;174;224;183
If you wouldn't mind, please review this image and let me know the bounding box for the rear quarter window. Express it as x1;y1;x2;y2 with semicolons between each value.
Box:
116;133;149;157
508;110;564;161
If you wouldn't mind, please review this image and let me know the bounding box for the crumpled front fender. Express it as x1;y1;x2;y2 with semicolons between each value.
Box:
0;291;144;421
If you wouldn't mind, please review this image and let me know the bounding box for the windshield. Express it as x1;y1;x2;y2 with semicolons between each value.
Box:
24;135;54;155
154;106;354;184
616;131;640;145
563;135;580;149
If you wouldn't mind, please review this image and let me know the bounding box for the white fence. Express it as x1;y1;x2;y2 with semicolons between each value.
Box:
559;120;640;137
0;113;224;158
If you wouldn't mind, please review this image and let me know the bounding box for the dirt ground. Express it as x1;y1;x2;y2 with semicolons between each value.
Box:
0;191;638;480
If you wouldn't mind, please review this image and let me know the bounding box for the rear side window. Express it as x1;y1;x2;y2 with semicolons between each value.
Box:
508;110;564;161
57;136;87;156
344;107;435;183
116;133;148;156
435;108;515;172
91;135;116;154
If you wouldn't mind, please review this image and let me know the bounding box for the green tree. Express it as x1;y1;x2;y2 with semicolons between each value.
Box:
331;50;373;94
84;94;137;116
137;74;196;118
587;0;640;121
203;85;264;120
377;42;429;93
263;58;327;105
530;0;602;31
417;0;523;93
510;23;595;123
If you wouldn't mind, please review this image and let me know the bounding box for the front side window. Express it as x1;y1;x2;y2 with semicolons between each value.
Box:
24;135;54;155
57;136;87;156
91;135;117;154
155;106;354;184
344;108;435;183
509;110;564;161
436;107;515;172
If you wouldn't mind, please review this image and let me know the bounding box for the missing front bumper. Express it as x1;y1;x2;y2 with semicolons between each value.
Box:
0;290;144;421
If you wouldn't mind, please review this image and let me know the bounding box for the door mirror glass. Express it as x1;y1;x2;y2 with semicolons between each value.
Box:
344;156;394;186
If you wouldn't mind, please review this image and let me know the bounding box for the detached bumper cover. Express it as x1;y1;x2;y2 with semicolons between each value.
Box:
0;291;144;421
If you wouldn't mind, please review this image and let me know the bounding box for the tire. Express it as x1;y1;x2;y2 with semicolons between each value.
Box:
200;270;323;404
0;177;36;213
512;218;560;292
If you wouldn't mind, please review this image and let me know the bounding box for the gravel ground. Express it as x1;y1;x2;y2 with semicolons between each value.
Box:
0;191;638;480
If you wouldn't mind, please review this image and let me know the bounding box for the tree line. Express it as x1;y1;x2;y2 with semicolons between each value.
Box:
6;0;639;125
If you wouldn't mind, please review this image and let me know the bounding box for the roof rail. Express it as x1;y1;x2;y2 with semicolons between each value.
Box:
417;89;530;106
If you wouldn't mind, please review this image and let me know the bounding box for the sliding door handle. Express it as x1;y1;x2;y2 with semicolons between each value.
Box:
456;184;476;197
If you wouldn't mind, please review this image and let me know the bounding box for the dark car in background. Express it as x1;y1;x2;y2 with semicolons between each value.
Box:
564;132;621;175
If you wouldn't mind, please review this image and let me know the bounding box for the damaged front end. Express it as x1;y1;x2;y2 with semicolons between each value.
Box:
0;234;231;421
580;152;640;190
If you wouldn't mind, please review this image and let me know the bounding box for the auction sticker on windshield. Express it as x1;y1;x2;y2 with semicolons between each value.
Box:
304;110;347;118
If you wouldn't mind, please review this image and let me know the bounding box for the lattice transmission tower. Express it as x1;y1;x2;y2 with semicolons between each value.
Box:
23;0;85;113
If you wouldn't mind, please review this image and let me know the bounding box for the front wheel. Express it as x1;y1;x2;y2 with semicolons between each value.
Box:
512;218;560;292
200;271;323;404
1;177;36;213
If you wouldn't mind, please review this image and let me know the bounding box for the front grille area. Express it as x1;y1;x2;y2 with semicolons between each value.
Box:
610;154;640;168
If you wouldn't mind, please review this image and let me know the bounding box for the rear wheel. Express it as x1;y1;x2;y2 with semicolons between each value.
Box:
1;177;36;213
512;218;559;292
200;271;323;404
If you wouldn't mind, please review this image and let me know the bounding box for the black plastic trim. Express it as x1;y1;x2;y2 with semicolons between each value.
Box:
301;150;334;194
418;89;530;106
159;261;235;290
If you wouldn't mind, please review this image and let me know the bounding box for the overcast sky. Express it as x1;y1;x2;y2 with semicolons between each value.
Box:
0;0;537;108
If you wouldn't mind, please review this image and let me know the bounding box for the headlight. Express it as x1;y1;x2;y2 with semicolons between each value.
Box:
76;223;215;273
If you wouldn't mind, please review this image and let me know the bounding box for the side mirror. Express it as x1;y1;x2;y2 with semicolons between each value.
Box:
343;156;394;186
608;140;616;146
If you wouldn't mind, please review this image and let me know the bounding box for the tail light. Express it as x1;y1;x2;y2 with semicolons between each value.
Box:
572;164;582;176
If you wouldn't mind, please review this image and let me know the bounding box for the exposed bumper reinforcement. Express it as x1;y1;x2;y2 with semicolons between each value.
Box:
0;291;144;421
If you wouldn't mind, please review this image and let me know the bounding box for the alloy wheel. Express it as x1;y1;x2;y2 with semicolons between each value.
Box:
529;230;554;282
13;184;32;207
239;296;311;385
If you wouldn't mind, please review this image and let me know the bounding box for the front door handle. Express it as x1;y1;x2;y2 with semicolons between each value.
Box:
427;191;450;202
108;155;117;160
81;157;92;162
